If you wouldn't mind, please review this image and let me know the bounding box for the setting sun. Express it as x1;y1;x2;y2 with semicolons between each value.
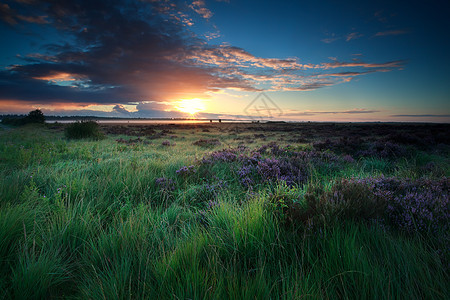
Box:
175;99;206;116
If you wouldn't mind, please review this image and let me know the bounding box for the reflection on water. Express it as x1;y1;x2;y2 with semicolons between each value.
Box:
45;119;252;124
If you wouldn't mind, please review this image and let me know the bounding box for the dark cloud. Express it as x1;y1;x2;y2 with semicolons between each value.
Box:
112;104;130;115
0;0;256;105
0;0;407;116
0;3;17;25
0;2;49;25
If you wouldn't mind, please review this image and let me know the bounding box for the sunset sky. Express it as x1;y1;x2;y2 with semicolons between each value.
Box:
0;0;449;122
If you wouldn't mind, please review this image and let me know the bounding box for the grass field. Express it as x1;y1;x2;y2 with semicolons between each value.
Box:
0;122;449;299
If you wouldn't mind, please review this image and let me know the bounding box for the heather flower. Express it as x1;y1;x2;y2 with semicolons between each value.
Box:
345;177;449;237
202;149;238;163
342;154;355;163
256;158;281;180
176;165;196;177
155;177;175;191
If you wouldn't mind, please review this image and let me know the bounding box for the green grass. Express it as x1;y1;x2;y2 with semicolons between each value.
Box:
0;124;448;299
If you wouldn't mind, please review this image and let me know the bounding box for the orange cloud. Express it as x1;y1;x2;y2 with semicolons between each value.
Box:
33;72;77;82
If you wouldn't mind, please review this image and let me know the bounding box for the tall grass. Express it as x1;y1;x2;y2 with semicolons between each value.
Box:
0;124;448;299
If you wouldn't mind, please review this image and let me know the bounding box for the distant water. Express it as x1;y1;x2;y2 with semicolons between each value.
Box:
45;119;253;124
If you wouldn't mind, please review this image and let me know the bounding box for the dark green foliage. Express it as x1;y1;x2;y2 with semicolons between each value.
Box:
64;121;104;140
25;109;45;124
1;109;45;126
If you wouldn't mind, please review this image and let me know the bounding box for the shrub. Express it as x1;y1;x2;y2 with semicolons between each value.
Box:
162;140;175;146
1;109;45;126
280;177;449;239
25;109;45;124
193;139;221;147
64;121;104;140
176;165;196;177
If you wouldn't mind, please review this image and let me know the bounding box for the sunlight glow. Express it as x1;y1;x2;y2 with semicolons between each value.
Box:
175;98;206;115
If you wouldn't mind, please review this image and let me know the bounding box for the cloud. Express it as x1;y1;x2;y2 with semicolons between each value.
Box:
390;114;450;117
0;0;407;117
282;108;379;117
0;2;49;25
345;32;363;41
321;60;405;69
341;109;379;114
17;14;49;24
0;3;17;25
321;37;339;43
283;81;335;91
374;30;409;37
0;0;242;104
189;0;213;20
112;104;131;115
205;31;221;40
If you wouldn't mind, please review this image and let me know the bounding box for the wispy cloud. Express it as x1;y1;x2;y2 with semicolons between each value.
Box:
321;37;340;43
346;32;363;41
320;60;405;69
282;108;379;117
374;29;409;37
189;0;213;20
390;114;450;117
0;3;49;25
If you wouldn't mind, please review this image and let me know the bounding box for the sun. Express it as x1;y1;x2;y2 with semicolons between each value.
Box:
175;98;206;116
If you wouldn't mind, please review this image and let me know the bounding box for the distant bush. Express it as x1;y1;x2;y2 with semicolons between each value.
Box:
64;121;104;140
1;109;45;126
25;109;45;124
193;138;221;147
162;140;175;146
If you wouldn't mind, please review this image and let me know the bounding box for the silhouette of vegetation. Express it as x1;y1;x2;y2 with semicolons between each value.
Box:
1;109;45;126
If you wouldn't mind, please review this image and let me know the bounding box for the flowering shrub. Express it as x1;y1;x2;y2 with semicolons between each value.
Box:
176;165;196;177
380;177;449;236
201;149;238;163
201;144;349;188
283;177;449;240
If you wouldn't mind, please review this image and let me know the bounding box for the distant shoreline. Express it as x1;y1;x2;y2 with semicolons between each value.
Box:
1;115;449;124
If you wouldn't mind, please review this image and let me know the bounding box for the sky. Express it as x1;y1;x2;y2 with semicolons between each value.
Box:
0;0;449;122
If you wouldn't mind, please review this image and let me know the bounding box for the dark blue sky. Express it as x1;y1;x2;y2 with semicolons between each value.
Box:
0;0;449;121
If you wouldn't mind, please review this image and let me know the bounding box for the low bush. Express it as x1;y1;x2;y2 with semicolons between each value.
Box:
64;121;104;140
193;138;221;147
280;177;449;240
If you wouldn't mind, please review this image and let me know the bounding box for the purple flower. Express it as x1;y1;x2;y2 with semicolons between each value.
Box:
155;177;175;191
176;165;196;177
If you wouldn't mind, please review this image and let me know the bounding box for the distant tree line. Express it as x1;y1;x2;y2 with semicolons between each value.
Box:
1;109;45;125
